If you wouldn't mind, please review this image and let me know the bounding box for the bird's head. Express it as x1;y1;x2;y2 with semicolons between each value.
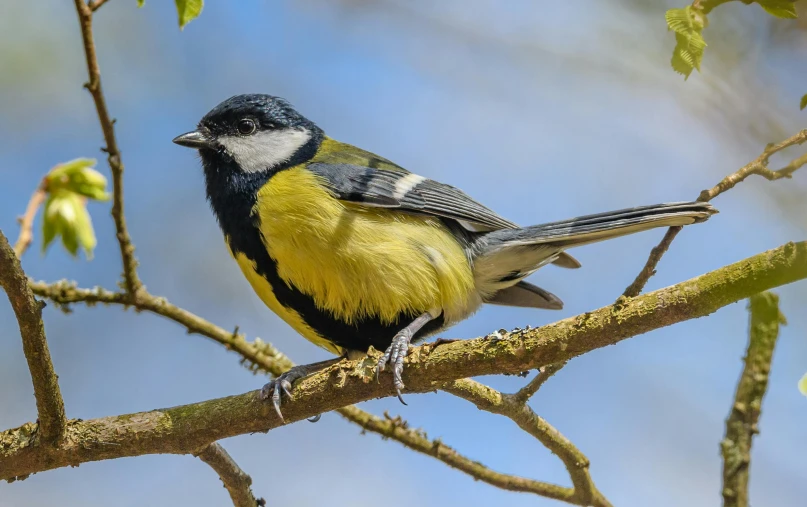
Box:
173;94;322;173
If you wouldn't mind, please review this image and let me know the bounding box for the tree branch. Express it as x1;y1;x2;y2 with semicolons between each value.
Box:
72;0;142;296
88;0;112;12
511;362;566;405
720;292;784;507
12;179;47;258
341;408;582;502
0;231;66;444
195;443;265;507
622;129;807;298
3;240;805;481
27;281;296;376
27;282;572;503
443;379;609;507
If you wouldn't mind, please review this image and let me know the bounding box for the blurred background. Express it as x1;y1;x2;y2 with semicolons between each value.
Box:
1;1;806;506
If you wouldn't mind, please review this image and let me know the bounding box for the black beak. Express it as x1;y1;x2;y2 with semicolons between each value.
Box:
172;129;215;149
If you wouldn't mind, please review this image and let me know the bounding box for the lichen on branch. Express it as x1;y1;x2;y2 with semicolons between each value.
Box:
2;240;805;482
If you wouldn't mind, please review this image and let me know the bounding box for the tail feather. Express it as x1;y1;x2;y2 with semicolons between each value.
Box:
476;201;716;304
552;252;581;269
486;281;563;310
480;201;716;250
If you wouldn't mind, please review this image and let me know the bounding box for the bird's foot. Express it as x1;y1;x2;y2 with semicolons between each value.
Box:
260;368;307;422
375;330;413;405
260;357;343;422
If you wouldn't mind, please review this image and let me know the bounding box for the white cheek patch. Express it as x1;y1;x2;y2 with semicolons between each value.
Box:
218;129;312;173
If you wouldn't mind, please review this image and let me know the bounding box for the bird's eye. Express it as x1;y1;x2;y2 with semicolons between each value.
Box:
237;118;256;135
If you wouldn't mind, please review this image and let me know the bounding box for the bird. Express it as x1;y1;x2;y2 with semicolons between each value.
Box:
173;94;717;420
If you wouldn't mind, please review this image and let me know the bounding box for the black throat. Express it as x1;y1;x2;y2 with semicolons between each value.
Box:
197;133;444;353
200;131;323;250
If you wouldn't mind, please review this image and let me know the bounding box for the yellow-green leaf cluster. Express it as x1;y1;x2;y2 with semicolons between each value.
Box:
41;158;110;259
45;158;111;201
175;0;203;29
666;6;708;79
800;94;807;110
799;372;807;397
756;0;798;19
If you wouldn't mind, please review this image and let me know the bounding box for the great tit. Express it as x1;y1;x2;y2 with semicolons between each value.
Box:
173;94;716;418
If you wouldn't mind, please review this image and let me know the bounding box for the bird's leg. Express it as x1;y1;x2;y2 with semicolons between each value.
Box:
376;311;438;404
261;356;345;422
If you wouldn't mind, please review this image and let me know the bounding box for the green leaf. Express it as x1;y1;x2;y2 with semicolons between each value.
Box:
800;94;807;110
666;8;693;34
73;200;97;259
137;0;145;6
175;0;203;29
41;204;57;252
756;0;798;19
41;190;97;259
799;372;807;397
46;158;110;201
666;6;708;79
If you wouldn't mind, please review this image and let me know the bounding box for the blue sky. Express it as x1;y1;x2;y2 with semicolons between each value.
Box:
1;1;806;506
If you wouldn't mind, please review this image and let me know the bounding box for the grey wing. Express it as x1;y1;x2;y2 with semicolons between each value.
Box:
308;162;516;231
308;162;580;267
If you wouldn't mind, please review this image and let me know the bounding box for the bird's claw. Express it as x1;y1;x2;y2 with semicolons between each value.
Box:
259;357;344;423
375;332;411;405
260;376;292;421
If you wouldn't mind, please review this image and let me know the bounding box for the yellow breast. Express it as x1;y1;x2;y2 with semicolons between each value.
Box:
251;166;475;335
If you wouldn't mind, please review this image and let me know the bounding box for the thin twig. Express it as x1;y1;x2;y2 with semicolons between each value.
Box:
443;379;610;507
88;0;112;12
28;280;295;375
195;443;265;507
4;240;807;481
622;129;807;298
512;362;567;405
0;230;66;443
13;179;48;258
72;0;142;296
721;292;784;507
342;408;581;502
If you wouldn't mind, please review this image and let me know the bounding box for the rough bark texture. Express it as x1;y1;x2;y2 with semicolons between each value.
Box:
720;292;784;507
1;240;804;481
0;231;65;444
195;443;264;507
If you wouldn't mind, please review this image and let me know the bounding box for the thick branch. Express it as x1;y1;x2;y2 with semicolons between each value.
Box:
0;231;66;443
195;443;264;507
3;241;805;480
720;292;784;507
72;0;141;295
28;282;562;503
12;179;47;258
443;379;609;507
623;129;807;298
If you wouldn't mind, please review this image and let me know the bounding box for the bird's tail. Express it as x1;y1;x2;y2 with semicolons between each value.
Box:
474;201;717;308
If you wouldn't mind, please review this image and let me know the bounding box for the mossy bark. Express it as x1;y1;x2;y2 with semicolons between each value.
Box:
2;241;805;481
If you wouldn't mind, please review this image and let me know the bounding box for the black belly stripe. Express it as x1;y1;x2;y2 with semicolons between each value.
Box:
202;148;443;353
240;236;445;352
